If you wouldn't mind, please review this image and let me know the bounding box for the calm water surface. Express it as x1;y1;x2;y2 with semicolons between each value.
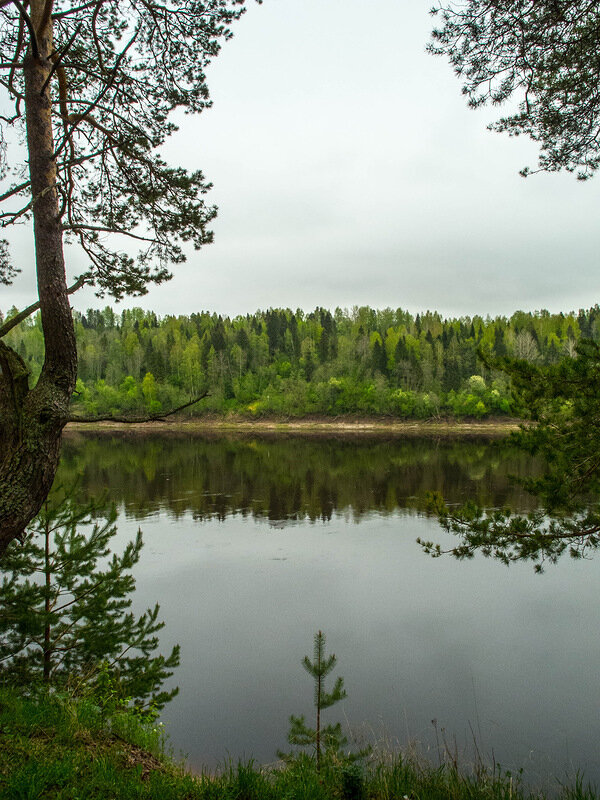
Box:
58;434;600;788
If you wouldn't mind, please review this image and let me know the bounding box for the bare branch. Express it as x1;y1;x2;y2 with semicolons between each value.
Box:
40;21;81;96
68;392;209;423
52;0;102;20
62;223;157;243
0;179;30;202
8;11;25;98
0;183;55;225
13;0;39;60
0;276;85;338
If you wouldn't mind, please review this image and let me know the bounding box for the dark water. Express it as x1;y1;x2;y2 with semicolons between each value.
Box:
57;433;600;789
59;432;540;520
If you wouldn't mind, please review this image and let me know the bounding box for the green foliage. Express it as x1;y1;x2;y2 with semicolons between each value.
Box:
0;1;252;297
1;686;596;799
420;341;600;570
430;2;600;179
0;687;198;799
280;630;367;774
5;303;594;421
0;486;179;709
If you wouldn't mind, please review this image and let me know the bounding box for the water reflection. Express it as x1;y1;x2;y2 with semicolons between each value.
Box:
59;432;540;520
54;432;598;793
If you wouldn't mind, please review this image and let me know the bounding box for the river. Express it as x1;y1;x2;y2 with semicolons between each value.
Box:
56;432;600;789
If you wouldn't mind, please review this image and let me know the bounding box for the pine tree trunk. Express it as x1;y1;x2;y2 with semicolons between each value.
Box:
0;2;76;557
316;661;321;771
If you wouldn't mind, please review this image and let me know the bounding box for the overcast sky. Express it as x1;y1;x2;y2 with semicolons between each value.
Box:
4;0;600;320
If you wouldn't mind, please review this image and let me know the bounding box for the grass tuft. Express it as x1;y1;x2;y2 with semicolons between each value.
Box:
0;686;598;800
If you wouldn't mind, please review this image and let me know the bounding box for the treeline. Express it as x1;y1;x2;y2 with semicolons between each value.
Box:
2;304;598;419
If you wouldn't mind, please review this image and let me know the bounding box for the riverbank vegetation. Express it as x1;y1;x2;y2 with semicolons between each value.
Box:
1;687;596;800
0;460;594;799
2;304;596;420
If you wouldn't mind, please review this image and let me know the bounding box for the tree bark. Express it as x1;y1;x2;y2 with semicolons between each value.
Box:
0;1;76;557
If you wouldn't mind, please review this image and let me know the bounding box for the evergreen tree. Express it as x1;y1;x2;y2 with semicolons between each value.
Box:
0;487;179;710
318;329;330;363
493;327;507;357
371;338;388;376
0;0;250;556
281;630;347;772
303;350;316;382
421;341;600;571
430;1;600;178
236;327;250;351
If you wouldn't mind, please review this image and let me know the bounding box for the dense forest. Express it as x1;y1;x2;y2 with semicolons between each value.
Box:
2;304;597;419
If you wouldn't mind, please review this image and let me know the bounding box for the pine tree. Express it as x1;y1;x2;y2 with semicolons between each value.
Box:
281;630;347;771
0;487;179;711
421;340;600;571
371;339;388;376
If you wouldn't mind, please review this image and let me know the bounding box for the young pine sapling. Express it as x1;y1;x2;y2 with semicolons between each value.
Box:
0;486;179;711
282;630;348;771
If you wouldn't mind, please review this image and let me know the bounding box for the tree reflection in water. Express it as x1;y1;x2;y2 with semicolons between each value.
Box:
58;433;541;522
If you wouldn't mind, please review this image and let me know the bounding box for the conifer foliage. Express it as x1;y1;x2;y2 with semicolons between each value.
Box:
0;486;179;710
0;0;253;556
282;630;348;772
430;1;600;179
420;340;600;571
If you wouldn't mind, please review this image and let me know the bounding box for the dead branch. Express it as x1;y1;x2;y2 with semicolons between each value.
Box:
0;179;30;203
40;22;81;96
13;0;39;59
8;12;25;99
68;392;209;424
0;275;84;338
52;0;102;20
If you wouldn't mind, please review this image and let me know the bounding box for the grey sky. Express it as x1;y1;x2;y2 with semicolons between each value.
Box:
5;0;600;319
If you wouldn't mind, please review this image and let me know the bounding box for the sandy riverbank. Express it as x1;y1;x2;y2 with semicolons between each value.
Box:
64;415;520;439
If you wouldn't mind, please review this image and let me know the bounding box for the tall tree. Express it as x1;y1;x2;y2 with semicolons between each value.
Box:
0;0;250;555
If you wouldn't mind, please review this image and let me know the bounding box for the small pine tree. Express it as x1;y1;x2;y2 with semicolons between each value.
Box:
0;486;179;711
281;630;348;771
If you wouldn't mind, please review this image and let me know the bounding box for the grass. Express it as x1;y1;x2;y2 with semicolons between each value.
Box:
0;687;596;800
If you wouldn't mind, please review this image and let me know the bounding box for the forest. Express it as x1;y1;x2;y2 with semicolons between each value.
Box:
1;303;596;420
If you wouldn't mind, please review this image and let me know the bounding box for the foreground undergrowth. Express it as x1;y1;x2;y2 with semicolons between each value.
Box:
0;687;596;800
